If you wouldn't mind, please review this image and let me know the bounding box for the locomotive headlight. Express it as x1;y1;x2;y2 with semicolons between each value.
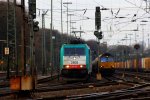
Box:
66;65;69;68
73;57;76;60
80;65;83;68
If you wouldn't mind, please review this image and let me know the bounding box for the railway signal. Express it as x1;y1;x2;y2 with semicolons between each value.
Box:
134;44;140;79
95;6;103;80
29;0;36;19
33;21;39;32
94;31;103;39
134;44;140;50
95;6;101;30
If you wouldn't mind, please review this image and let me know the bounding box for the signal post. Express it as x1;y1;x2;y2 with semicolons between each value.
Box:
94;7;103;80
10;0;39;93
134;44;140;80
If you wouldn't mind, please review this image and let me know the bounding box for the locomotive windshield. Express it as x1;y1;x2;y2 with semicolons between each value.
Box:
64;48;85;56
100;56;113;62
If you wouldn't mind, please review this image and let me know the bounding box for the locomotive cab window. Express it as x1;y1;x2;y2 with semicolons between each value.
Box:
101;56;113;62
64;48;85;56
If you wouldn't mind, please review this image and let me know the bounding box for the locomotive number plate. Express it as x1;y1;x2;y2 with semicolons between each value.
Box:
71;61;78;64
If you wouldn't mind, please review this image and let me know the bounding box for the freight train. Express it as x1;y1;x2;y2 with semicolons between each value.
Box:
115;57;150;72
92;54;150;76
60;40;92;80
92;53;115;76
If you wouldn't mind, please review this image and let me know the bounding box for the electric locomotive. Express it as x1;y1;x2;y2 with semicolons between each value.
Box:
92;53;115;76
60;40;92;80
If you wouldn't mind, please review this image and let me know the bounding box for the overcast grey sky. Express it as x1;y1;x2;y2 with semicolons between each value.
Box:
25;0;150;47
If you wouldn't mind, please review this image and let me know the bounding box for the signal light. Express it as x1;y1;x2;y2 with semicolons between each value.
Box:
0;60;4;64
33;21;39;32
94;31;103;39
29;0;36;19
95;6;101;30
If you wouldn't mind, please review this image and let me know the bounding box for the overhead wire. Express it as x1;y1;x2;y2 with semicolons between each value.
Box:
105;0;146;34
35;0;150;42
116;1;146;32
124;0;149;13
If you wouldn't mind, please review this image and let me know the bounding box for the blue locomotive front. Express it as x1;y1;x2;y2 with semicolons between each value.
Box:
92;53;115;76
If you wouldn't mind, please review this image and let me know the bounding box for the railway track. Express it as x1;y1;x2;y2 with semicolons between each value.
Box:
35;83;150;100
115;70;150;83
31;77;134;99
1;72;148;99
35;74;135;92
36;81;123;92
0;74;59;98
0;75;133;99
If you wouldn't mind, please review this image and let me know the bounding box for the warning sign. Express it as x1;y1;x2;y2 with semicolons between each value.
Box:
4;47;9;55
